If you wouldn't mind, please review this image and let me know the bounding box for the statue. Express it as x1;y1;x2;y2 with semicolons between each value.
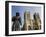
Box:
12;12;22;31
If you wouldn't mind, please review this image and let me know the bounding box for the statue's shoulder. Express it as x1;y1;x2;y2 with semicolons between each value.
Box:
12;16;16;22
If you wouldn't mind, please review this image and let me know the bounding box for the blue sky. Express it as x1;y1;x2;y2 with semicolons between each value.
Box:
12;6;41;25
12;6;41;16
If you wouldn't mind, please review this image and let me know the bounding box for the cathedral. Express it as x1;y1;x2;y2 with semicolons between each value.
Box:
23;10;33;30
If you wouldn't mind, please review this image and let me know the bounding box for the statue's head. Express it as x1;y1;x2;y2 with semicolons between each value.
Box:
16;12;20;16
